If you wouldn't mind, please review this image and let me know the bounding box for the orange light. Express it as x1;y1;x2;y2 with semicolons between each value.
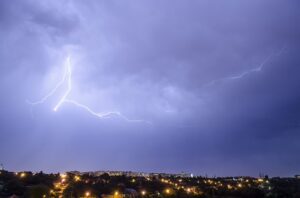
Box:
227;184;233;190
74;175;81;182
60;173;67;179
166;189;170;194
20;172;26;178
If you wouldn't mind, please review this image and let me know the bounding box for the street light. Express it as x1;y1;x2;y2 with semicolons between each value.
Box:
60;173;67;179
74;175;81;182
113;191;119;198
165;188;170;194
141;190;146;196
227;184;233;190
20;172;26;178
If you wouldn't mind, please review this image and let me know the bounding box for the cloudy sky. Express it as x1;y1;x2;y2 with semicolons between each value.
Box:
0;0;300;177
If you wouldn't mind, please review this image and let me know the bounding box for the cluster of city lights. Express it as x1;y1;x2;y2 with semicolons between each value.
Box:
8;171;273;197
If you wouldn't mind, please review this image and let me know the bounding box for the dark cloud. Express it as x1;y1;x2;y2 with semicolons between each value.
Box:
0;0;299;176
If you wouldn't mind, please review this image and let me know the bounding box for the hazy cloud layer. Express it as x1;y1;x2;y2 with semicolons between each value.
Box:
0;0;300;176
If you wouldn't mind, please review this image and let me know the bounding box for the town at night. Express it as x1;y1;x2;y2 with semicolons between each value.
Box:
1;169;300;197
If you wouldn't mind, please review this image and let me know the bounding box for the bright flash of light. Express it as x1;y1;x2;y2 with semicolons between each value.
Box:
28;56;150;124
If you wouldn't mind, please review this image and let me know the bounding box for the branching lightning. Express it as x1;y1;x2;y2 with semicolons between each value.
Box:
28;56;150;124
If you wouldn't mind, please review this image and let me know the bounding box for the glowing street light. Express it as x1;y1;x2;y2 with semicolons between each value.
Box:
165;188;170;194
266;180;270;184
20;172;26;178
85;191;90;197
258;178;264;182
141;190;146;196
74;175;81;182
227;184;233;190
60;173;67;179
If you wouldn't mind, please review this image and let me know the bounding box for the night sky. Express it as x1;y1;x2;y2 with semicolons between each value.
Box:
1;0;300;177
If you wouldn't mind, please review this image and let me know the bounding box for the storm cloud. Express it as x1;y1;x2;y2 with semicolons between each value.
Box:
0;0;300;176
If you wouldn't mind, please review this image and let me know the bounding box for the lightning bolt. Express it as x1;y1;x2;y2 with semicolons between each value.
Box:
204;46;287;87
26;60;69;105
53;56;72;112
28;56;150;124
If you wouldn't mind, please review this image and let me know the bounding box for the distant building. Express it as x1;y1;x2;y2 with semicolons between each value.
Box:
72;170;193;178
295;175;300;179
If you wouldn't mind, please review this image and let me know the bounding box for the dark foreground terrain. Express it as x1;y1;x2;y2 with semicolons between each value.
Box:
0;170;299;198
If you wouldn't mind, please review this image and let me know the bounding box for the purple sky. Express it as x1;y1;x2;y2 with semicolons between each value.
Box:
0;0;300;177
